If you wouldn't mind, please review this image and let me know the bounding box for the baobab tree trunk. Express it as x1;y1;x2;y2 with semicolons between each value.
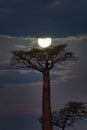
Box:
42;69;53;130
62;127;65;130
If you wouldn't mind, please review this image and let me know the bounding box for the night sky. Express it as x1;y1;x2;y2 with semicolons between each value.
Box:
0;0;87;37
0;0;87;130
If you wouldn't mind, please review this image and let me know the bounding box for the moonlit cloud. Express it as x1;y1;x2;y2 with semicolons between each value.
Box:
49;1;62;9
0;70;8;75
17;70;31;74
51;69;78;82
49;0;87;11
0;35;38;64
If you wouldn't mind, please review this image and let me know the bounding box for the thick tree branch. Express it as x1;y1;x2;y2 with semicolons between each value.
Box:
11;44;77;72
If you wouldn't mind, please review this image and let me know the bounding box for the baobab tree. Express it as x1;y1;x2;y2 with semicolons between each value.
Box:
11;43;76;130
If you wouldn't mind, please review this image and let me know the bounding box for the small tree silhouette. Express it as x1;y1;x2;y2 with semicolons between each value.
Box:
52;101;87;130
11;44;76;130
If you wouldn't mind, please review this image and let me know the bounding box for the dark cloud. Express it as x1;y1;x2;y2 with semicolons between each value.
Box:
0;84;5;88
49;1;62;9
48;0;87;11
0;0;87;36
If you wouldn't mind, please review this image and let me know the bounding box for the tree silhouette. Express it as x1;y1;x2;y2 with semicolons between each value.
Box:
52;101;87;130
11;44;76;130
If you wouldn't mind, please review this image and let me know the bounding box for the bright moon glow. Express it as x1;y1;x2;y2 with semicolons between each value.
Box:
38;38;52;48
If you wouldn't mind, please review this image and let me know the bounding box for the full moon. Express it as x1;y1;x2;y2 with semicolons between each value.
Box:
38;38;52;48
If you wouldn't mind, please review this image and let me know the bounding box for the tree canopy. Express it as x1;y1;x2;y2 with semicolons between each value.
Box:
11;44;76;72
